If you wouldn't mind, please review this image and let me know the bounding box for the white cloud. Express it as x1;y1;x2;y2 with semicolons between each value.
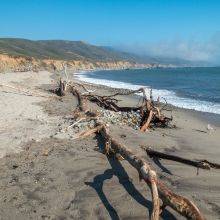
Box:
117;32;220;65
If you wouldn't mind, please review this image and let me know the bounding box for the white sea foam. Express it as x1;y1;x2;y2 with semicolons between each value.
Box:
75;71;220;115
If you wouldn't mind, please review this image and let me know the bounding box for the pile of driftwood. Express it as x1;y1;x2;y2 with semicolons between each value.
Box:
69;85;205;220
84;87;172;131
57;79;172;131
55;80;220;220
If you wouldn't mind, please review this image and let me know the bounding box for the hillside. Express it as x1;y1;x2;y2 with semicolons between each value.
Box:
0;38;203;73
0;38;203;67
0;38;144;63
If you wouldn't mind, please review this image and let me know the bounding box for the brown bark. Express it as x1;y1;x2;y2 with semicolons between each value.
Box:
72;88;88;112
199;160;220;169
143;147;212;170
74;124;104;139
56;78;66;96
140;110;154;131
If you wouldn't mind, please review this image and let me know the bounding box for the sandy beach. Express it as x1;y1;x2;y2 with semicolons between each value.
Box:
0;70;219;220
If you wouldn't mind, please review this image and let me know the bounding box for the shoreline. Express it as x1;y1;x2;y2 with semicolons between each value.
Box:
74;68;220;115
73;69;220;127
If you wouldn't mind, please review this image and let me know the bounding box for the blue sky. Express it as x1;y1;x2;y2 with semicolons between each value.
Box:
0;0;220;63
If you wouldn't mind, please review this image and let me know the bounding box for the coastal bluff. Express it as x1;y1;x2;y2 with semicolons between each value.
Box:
0;38;162;72
0;54;150;72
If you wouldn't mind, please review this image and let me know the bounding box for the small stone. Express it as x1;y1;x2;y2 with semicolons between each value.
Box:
12;164;19;169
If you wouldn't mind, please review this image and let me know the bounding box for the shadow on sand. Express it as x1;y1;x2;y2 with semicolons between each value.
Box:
152;157;173;175
85;135;177;220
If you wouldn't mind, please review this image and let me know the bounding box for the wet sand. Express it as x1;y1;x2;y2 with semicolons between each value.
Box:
0;71;219;219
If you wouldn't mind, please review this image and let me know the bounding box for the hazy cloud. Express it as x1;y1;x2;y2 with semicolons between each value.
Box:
117;32;220;65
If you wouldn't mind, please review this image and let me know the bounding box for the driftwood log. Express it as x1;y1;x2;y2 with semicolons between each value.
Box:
98;125;204;220
198;160;220;169
70;86;205;220
76;123;205;219
83;87;147;112
56;78;67;96
82;87;172;130
84;93;142;112
100;124;160;220
53;78;173;130
143;147;214;170
72;88;88;112
140;110;154;131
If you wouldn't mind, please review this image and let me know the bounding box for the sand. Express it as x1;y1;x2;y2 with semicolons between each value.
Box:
0;71;219;220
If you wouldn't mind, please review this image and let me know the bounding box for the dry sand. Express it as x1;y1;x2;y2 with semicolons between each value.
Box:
0;71;219;220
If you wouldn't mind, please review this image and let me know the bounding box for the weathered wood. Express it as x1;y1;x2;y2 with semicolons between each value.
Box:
57;78;66;96
97;87;148;100
85;94;142;112
71;86;204;219
143;147;211;170
74;82;96;94
154;107;161;118
199;160;220;169
82;87;172;129
99;126;204;220
83;87;148;112
140;110;154;131
74;124;104;139
72;88;87;112
100;125;160;220
67;117;86;129
141;165;160;220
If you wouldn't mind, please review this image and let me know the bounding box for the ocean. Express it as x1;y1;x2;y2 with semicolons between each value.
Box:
76;67;220;115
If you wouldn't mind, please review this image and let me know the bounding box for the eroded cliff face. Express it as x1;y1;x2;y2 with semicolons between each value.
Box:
0;54;150;73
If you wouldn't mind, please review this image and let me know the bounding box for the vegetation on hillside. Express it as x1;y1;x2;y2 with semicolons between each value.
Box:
0;38;143;63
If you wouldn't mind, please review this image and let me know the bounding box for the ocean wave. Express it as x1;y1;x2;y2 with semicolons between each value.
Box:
75;71;220;115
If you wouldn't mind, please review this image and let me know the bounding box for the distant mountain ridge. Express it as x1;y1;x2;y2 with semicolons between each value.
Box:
0;38;209;67
0;38;146;64
0;38;150;72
